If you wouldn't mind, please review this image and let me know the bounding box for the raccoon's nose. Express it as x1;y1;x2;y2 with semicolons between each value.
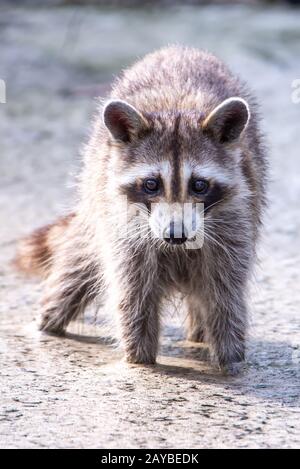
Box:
163;222;187;245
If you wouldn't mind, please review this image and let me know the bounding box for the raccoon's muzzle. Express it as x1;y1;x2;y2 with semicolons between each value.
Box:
163;220;187;245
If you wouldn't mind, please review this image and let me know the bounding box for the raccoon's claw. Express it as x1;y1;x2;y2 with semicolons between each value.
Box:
39;313;66;336
220;361;246;377
125;351;157;366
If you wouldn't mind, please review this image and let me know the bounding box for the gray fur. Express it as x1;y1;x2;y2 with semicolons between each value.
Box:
17;46;267;374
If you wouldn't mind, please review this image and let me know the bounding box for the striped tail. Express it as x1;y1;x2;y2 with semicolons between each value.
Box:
14;213;75;277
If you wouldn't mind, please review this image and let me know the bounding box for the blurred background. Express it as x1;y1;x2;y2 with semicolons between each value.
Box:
1;0;300;449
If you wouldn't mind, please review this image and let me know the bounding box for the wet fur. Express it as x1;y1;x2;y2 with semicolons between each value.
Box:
16;47;267;374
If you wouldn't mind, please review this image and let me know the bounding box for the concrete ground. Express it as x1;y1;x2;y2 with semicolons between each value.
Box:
0;4;299;448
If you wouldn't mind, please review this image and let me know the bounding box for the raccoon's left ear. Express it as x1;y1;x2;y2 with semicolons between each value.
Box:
202;97;250;144
102;100;148;143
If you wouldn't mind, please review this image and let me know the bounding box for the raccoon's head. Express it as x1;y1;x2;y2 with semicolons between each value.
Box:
103;97;250;248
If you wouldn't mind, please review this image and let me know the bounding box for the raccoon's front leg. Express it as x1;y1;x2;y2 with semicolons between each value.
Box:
204;287;247;376
40;248;98;335
110;254;162;364
117;286;162;365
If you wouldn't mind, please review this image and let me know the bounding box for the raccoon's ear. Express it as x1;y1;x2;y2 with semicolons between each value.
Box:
102;100;148;143
202;97;250;144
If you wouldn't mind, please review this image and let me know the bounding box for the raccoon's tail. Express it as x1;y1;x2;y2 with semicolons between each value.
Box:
14;213;75;277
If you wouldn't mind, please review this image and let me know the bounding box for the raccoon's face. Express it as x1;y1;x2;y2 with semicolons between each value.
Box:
103;98;250;248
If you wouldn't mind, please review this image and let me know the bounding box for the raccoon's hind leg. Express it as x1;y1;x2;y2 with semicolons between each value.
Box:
185;295;206;343
40;257;98;335
39;230;100;335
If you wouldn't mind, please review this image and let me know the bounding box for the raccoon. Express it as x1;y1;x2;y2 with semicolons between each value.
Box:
16;46;267;375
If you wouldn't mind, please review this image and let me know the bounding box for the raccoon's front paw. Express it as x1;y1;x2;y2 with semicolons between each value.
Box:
39;311;66;336
219;361;246;377
125;348;157;366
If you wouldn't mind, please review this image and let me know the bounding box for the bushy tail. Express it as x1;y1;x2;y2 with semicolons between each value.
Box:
15;213;75;277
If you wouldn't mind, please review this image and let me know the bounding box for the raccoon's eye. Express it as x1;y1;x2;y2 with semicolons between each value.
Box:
191;179;209;195
143;178;160;194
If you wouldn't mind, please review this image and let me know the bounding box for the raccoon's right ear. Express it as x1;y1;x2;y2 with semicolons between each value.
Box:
102;100;148;143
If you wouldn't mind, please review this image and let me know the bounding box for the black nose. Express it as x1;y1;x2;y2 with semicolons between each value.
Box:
163;222;187;245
